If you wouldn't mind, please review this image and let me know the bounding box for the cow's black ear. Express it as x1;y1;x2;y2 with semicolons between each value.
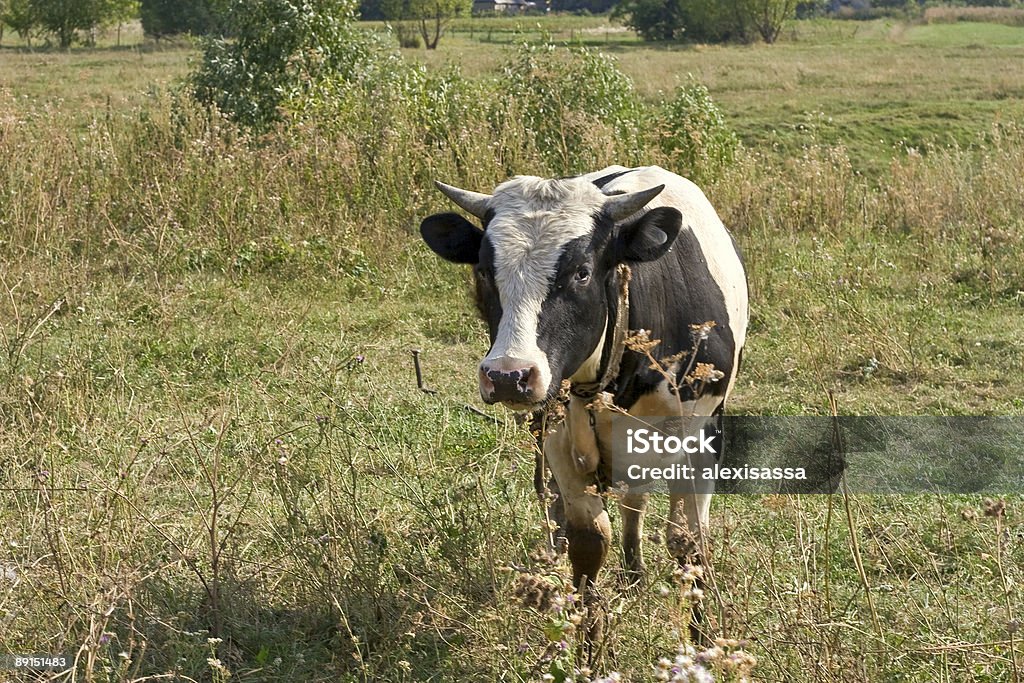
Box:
420;212;484;264
615;207;682;262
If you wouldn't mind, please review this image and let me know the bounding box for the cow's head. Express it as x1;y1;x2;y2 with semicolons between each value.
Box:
420;175;682;410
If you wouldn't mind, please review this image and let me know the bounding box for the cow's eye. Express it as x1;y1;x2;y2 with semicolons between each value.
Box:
574;265;591;284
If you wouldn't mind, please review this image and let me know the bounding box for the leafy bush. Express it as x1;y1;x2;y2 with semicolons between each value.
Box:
499;41;648;175
612;0;688;40
191;0;383;129
654;81;740;184
616;0;798;43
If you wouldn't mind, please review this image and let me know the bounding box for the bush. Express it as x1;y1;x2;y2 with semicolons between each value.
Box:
612;0;688;40
191;0;383;129
498;41;648;175
654;80;740;184
616;0;800;43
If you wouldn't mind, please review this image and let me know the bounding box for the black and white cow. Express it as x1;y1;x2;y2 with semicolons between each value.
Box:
420;165;748;601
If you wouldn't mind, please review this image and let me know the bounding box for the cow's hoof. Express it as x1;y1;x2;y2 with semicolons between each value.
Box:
666;531;702;566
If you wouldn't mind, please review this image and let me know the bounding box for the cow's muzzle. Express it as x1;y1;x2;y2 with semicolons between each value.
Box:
479;357;544;407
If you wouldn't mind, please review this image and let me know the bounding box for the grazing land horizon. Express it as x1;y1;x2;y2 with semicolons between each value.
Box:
1;15;1022;682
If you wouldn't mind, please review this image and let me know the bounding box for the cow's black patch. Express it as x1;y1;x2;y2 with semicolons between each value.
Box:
591;169;635;189
534;231;616;393
474;236;502;333
613;225;735;409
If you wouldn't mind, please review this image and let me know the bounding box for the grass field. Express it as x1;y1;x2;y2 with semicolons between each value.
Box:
405;17;1024;175
1;15;1023;683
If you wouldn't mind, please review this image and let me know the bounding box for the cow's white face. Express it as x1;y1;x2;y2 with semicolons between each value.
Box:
478;177;607;408
421;175;682;410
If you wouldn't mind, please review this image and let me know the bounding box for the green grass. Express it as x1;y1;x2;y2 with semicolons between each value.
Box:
403;19;1024;174
1;16;1023;683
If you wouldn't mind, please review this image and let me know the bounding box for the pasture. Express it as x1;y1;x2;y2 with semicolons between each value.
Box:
1;16;1023;682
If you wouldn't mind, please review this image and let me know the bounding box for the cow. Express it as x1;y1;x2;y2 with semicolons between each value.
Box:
419;165;748;641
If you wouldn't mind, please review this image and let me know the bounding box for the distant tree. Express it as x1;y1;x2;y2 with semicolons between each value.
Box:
3;0;39;45
794;0;827;18
379;0;420;46
612;0;686;41
741;0;797;42
30;0;138;47
613;0;745;43
616;0;793;43
102;0;140;45
140;0;219;38
31;0;98;47
381;0;469;49
358;0;384;19
550;0;615;10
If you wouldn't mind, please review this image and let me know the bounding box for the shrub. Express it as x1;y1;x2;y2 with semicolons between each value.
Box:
654;81;740;184
498;41;648;175
191;0;382;129
612;0;688;41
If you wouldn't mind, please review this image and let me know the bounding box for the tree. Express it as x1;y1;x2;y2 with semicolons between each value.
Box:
379;0;420;47
616;0;794;44
102;0;140;45
742;0;797;43
140;0;219;38
3;0;38;46
612;0;686;41
22;0;137;48
192;0;382;128
31;0;105;47
380;0;469;50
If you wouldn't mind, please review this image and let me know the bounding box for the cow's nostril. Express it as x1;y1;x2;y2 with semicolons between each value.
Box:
480;361;540;404
488;367;531;390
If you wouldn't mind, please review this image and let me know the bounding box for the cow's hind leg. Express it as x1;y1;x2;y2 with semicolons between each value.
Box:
619;492;649;588
667;491;712;645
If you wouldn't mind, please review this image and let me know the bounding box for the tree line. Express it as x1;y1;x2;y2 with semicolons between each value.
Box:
0;0;1003;50
0;0;219;47
1;0;136;47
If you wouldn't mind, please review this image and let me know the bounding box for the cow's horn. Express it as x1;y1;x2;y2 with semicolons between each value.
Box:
435;181;492;219
604;184;666;221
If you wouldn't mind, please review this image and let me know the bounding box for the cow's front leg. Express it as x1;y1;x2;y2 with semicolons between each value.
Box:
544;423;610;661
666;491;710;564
545;424;611;588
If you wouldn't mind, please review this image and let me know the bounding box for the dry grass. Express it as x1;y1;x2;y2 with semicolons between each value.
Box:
924;6;1024;27
1;20;1023;682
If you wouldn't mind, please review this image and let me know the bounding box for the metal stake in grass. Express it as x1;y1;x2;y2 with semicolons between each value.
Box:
411;349;437;395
